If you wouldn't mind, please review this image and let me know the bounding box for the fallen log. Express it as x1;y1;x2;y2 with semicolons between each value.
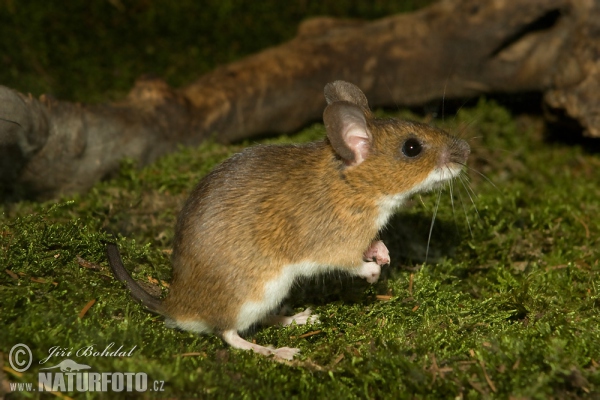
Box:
0;0;597;201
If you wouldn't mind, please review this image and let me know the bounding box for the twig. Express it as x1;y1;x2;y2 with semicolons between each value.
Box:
571;212;590;239
5;269;18;279
78;299;96;319
30;277;58;286
298;330;322;339
479;359;497;393
175;352;205;357
331;353;345;366
76;255;104;271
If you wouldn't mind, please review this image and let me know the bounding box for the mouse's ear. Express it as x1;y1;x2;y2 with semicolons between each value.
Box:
324;81;370;111
323;101;371;166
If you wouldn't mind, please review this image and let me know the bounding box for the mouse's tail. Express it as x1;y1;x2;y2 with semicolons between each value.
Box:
106;242;165;315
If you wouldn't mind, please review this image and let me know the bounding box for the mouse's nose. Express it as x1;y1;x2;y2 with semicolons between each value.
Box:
439;137;470;168
452;138;470;164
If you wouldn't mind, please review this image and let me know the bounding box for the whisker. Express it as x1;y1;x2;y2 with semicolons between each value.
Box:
458;174;480;218
417;194;428;211
454;161;490;191
455;118;477;136
448;170;460;241
447;168;463;238
454;167;478;201
463;164;500;191
461;174;479;201
452;98;475;124
446;167;457;220
442;80;448;123
382;76;400;113
456;175;474;238
425;186;443;264
448;170;455;214
470;146;516;155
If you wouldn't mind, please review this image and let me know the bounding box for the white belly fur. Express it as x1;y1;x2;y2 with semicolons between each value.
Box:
166;318;213;334
376;193;408;229
235;261;329;332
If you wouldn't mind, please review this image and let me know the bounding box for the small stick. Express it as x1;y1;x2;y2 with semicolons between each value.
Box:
298;330;322;339
78;299;96;319
479;359;497;393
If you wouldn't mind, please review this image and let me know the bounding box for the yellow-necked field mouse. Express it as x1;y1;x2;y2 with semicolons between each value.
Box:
107;80;470;360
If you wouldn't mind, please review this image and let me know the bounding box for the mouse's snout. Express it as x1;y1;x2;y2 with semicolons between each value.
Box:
438;137;470;169
453;138;470;164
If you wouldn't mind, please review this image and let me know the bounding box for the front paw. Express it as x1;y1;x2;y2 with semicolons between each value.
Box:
363;240;391;266
357;261;381;283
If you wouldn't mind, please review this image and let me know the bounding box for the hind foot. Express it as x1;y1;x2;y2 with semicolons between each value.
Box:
222;330;300;360
266;307;320;327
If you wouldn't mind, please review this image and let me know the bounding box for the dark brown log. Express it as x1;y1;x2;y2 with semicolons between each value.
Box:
0;0;597;201
543;0;600;137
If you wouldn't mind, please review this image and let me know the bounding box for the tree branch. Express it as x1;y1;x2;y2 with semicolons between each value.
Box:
2;0;597;201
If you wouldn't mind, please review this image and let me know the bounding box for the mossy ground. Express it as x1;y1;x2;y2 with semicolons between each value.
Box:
1;2;599;399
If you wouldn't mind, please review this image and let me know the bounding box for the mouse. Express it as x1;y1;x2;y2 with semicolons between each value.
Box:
107;80;470;360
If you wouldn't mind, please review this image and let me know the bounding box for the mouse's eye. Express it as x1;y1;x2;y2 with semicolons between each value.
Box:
402;138;422;158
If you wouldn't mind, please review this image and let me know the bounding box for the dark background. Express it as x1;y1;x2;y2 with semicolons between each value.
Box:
0;0;434;103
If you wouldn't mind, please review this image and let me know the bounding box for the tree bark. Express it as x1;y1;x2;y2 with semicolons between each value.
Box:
0;0;597;200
